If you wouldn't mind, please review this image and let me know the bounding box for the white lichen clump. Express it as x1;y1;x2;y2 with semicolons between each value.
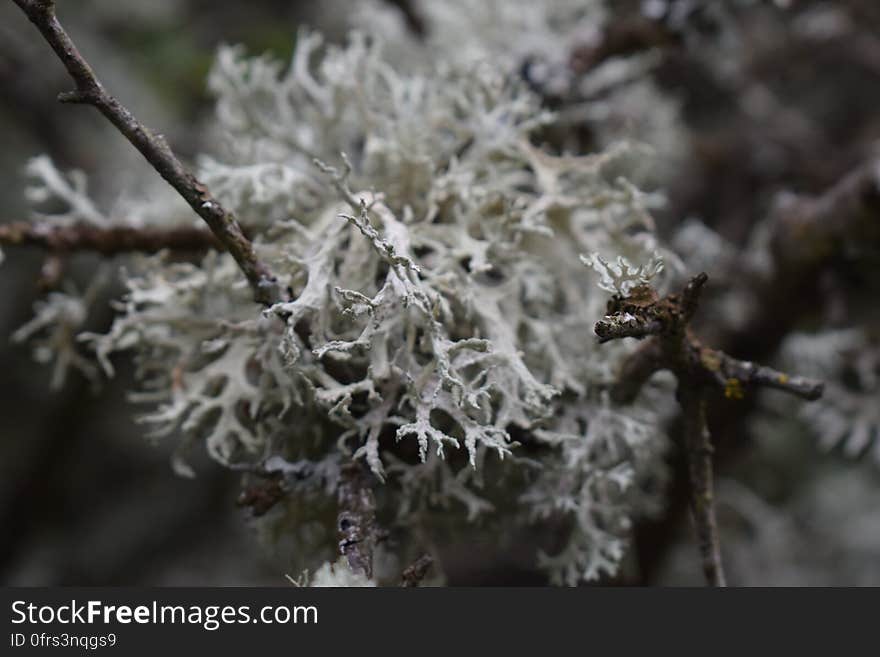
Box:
307;559;376;588
8;1;680;584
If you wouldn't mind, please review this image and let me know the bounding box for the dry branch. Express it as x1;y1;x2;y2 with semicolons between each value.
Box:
337;463;378;580
0;220;221;255
677;385;724;587
633;155;880;585
597;273;824;586
10;0;284;305
400;553;434;587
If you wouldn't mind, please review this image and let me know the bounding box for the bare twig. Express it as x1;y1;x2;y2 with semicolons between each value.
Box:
337;463;378;580
595;316;664;343
10;0;284;305
597;273;823;586
709;352;823;401
0;220;222;255
400;553;434;587
677;385;725;587
631;157;880;585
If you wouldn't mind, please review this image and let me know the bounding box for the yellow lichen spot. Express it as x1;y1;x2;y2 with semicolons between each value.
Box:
701;350;722;372
724;378;744;400
778;373;790;384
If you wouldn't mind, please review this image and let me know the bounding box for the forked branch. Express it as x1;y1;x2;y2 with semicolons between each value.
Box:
596;273;823;586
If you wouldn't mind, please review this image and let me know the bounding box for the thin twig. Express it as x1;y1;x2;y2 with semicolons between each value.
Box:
632;157;880;584
10;0;284;305
400;553;434;587
596;273;823;586
594;316;664;343
677;386;725;587
0;220;222;255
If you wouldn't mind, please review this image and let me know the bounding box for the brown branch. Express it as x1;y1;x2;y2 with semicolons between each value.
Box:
604;276;824;406
399;553;434;587
634;156;880;585
677;385;725;587
10;0;285;306
595;315;663;344
597;273;824;586
0;220;222;255
337;463;378;580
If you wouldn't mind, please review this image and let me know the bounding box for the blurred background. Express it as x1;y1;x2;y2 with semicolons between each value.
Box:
1;0;879;585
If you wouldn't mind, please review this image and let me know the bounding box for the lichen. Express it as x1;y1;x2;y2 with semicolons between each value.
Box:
8;0;680;584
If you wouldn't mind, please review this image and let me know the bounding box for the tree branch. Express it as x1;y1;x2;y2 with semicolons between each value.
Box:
399;553;434;587
708;350;824;401
677;385;725;587
0;220;222;255
336;463;378;580
595;315;664;344
10;0;285;305
633;156;880;586
597;273;823;586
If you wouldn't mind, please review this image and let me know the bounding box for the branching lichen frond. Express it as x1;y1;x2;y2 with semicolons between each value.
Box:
582;250;664;297
4;0;689;585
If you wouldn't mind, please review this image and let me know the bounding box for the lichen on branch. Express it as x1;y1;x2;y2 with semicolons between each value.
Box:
3;0;692;585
